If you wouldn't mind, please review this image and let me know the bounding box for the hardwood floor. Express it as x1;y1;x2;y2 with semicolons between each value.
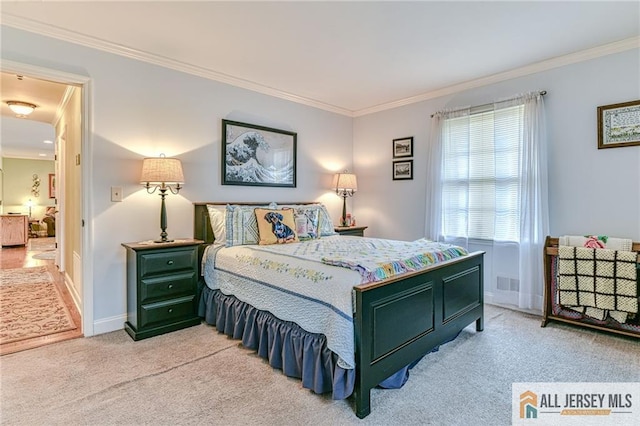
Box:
0;238;83;355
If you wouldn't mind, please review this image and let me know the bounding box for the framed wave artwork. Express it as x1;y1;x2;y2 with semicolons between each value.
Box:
221;119;297;187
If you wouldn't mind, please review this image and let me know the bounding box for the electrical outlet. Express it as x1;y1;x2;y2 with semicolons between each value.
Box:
111;186;123;202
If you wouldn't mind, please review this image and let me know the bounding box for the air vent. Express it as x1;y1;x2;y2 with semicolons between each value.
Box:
497;276;519;291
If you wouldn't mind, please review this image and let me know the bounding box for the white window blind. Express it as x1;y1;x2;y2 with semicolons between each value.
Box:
441;104;524;242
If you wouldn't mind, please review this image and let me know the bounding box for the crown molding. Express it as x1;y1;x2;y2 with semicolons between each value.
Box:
1;14;354;117
3;14;638;119
353;36;640;117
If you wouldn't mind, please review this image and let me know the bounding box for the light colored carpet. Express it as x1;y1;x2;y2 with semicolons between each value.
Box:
1;304;638;425
0;266;76;344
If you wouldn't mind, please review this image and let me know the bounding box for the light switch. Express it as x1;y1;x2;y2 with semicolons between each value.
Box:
111;186;123;202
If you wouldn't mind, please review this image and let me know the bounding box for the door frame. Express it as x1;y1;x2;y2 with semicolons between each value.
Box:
54;125;66;269
2;59;94;336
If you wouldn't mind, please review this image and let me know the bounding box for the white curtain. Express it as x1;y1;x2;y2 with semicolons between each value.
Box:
425;106;471;249
516;92;549;310
426;92;549;312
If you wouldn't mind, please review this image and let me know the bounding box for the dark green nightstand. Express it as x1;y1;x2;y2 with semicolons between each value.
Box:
334;225;368;237
122;239;203;341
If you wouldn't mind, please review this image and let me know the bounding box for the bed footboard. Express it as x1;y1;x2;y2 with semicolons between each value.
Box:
353;252;484;418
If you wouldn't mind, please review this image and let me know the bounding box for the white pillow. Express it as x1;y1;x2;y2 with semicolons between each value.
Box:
317;204;338;236
206;205;226;243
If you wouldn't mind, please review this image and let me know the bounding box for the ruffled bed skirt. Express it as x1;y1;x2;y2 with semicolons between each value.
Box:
199;286;354;398
198;286;420;399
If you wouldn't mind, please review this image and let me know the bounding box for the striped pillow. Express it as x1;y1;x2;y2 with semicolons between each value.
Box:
225;203;277;246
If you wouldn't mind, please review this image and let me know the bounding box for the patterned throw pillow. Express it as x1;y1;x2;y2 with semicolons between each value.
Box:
206;205;226;243
277;205;320;241
292;207;320;241
225;203;277;246
255;208;299;245
278;203;336;237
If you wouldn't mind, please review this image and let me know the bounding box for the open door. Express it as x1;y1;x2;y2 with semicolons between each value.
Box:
54;127;65;269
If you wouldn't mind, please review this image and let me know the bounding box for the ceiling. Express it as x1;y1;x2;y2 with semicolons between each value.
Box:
0;72;67;160
1;1;639;119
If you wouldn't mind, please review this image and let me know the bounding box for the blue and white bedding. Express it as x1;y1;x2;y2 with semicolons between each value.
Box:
202;235;468;369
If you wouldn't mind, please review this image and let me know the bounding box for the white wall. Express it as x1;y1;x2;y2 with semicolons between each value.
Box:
2;26;353;333
3;24;639;331
354;49;640;242
1;157;55;219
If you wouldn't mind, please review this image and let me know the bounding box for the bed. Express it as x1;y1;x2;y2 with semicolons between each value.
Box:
194;202;484;418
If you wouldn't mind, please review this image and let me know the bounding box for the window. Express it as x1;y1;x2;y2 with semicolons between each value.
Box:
441;104;524;242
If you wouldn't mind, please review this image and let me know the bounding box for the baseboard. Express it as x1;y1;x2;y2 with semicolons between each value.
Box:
485;288;543;316
93;314;126;335
483;291;495;306
64;271;82;313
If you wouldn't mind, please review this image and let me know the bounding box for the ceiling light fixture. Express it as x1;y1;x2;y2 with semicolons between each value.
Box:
6;101;37;116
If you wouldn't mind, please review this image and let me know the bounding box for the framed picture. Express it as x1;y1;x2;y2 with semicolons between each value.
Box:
392;160;413;180
48;174;55;199
392;137;413;158
221;119;297;187
597;100;640;149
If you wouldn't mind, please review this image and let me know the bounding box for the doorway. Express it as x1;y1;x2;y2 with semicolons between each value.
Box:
0;60;93;345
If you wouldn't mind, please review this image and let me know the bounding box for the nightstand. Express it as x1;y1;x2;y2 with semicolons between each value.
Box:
122;239;203;341
334;225;368;237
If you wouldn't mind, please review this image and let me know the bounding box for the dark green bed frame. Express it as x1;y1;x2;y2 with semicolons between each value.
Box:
193;202;484;418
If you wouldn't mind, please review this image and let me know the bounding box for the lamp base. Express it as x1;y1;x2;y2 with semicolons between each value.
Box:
155;188;173;244
340;192;349;227
154;238;174;244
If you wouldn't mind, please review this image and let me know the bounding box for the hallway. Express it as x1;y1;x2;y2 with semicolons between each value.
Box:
0;238;82;355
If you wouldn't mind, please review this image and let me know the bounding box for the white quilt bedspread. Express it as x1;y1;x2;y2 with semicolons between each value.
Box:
203;240;362;369
253;235;468;282
202;236;467;370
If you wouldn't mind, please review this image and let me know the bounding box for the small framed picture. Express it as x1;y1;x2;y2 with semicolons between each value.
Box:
392;160;413;180
597;100;640;149
48;174;56;199
392;137;413;158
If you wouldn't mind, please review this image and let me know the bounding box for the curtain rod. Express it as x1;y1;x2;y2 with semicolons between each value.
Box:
430;90;547;118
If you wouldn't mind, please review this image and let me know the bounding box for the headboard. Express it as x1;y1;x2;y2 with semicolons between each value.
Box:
193;201;320;245
193;202;215;245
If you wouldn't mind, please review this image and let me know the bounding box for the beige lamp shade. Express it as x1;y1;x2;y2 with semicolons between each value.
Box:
332;173;358;192
140;157;184;185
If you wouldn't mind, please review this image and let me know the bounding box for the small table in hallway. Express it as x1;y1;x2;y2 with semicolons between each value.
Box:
28;219;41;238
